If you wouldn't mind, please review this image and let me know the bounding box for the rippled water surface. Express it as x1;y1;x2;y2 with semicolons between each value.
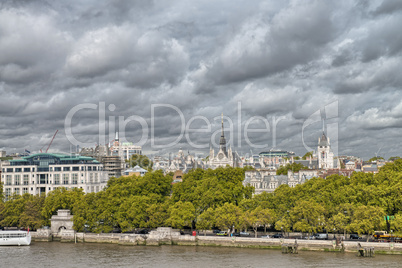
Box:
1;242;401;268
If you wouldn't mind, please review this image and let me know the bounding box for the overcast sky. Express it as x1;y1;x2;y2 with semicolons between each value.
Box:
1;0;402;159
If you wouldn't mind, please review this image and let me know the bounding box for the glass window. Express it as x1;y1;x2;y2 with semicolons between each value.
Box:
15;168;22;172
63;167;70;171
6;168;13;172
72;174;78;184
63;174;69;184
23;188;29;194
24;176;29;184
72;166;79;171
14;175;21;185
54;167;61;172
54;174;60;185
24;168;30;172
14;188;20;195
6;175;12;185
5;188;11;199
88;166;92;171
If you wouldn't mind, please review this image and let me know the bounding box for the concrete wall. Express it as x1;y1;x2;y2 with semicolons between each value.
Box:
29;231;402;254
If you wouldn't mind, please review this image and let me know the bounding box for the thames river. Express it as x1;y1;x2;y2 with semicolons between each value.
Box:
1;242;401;268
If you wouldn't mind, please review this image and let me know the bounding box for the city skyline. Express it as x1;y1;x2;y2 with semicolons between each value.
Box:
1;1;402;159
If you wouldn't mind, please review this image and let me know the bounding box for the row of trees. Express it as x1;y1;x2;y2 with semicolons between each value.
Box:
2;160;402;239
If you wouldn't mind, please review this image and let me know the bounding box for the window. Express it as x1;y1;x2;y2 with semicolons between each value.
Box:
14;175;20;185
72;174;78;185
93;166;97;171
6;175;12;185
88;166;92;171
14;188;20;195
63;174;69;185
63;167;70;171
89;173;93;183
72;166;79;171
23;188;29;194
95;173;98;183
15;168;22;172
24;168;30;172
54;174;60;185
81;166;85;171
6;168;13;172
54;167;61;172
5;188;11;199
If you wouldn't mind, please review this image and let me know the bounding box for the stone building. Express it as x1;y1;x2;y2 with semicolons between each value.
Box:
243;169;318;195
208;114;239;169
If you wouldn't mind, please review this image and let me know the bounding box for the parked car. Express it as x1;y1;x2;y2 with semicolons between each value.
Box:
272;233;283;238
213;229;221;234
240;231;250;236
216;231;228;236
261;235;270;238
232;232;240;237
314;233;328;240
350;234;362;240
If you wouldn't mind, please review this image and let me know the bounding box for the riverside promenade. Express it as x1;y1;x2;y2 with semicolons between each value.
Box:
30;227;402;254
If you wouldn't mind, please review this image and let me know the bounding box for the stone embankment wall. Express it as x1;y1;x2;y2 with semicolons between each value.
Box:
30;227;402;254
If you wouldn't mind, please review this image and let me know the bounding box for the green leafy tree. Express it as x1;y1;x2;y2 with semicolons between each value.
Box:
327;212;348;237
290;200;326;237
147;201;170;229
368;156;384;162
128;154;153;170
276;163;308;175
41;188;84;225
214;203;244;233
302;151;314;160
167;201;196;230
349;205;385;241
196;207;216;235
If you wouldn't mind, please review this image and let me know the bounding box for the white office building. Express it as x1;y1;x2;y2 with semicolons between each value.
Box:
1;153;109;199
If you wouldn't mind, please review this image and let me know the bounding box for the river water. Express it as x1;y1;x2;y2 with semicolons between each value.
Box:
1;242;401;268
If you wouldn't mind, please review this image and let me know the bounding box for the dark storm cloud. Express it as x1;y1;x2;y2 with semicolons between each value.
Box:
1;0;402;159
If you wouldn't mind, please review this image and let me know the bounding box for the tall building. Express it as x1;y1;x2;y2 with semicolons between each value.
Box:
208;114;239;169
110;132;142;161
1;153;108;199
317;132;334;169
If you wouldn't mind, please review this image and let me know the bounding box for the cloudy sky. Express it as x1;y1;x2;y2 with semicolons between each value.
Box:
1;0;402;159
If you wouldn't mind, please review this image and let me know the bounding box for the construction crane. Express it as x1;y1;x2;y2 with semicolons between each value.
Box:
40;130;59;153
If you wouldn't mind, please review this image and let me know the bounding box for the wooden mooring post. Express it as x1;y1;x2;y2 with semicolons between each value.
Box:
282;241;298;254
357;246;375;257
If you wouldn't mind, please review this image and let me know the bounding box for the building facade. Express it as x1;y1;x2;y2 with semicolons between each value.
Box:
110;132;142;161
1;153;108;199
317;132;334;170
243;169;318;195
208;114;239;169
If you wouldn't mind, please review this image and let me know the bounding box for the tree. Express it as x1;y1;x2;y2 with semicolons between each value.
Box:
167;201;196;230
147;201;169;229
41;188;84;225
349;205;385;241
196;207;216;236
255;207;276;234
327;212;348;238
388;156;400;162
290;200;326;237
214;203;244;233
276;163;308;175
128;154;153;170
302;151;314;160
368;156;384;162
244;210;260;238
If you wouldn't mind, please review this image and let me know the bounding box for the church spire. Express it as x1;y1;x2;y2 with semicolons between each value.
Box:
219;113;227;156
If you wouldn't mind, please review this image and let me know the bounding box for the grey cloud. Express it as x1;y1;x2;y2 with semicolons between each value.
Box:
1;0;402;159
